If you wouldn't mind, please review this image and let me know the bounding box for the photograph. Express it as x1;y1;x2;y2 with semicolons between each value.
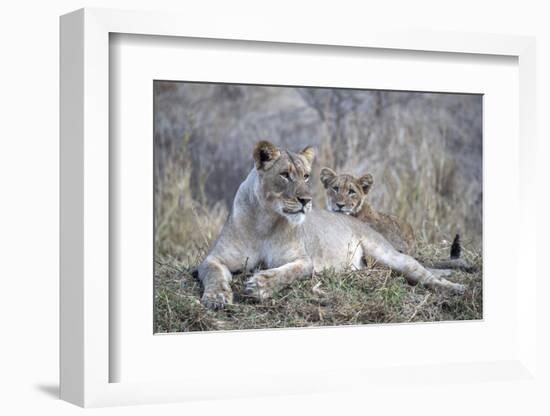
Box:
153;81;483;333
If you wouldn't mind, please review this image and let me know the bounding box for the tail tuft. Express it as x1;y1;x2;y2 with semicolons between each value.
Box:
450;234;461;259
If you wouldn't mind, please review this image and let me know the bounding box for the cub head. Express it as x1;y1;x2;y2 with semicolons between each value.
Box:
320;167;374;215
253;140;315;225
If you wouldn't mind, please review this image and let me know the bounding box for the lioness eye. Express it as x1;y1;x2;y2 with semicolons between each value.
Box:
304;174;310;182
349;189;356;195
280;172;290;181
332;186;339;192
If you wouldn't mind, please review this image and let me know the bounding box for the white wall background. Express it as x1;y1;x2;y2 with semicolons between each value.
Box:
0;0;548;415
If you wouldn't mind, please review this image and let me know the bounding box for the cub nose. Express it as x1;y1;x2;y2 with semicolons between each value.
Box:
336;203;345;209
298;197;312;207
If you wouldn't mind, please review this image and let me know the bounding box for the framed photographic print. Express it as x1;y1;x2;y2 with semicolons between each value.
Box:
60;8;538;408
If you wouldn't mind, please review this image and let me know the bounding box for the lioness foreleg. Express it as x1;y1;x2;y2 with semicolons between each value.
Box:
243;258;313;301
365;242;465;294
198;255;234;309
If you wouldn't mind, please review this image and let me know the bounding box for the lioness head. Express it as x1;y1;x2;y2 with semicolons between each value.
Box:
320;167;374;215
253;140;315;225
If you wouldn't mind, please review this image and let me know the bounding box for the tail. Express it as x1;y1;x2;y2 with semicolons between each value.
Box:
423;233;475;273
450;234;461;259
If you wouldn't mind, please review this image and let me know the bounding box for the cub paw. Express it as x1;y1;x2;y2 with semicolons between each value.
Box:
243;274;272;302
201;285;233;310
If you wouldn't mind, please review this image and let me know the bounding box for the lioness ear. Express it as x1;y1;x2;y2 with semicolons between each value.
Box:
358;173;374;193
253;140;281;171
320;167;336;188
300;145;315;166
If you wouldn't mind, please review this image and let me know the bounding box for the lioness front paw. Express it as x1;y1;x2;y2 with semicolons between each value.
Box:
201;285;233;310
243;274;272;301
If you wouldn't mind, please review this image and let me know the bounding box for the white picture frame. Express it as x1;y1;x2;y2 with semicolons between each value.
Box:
60;7;538;408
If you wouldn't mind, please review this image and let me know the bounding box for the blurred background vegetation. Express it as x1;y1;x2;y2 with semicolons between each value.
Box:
154;81;482;266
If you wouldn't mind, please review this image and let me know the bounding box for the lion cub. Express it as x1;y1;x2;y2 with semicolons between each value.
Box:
319;167;472;272
320;167;416;255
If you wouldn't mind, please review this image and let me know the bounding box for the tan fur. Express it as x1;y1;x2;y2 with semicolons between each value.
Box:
320;167;416;255
320;168;473;274
197;141;465;309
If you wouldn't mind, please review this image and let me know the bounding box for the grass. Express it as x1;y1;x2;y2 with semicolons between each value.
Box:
154;240;482;333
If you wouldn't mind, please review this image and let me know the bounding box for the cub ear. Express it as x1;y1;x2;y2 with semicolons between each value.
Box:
320;167;336;188
358;173;374;193
300;145;315;166
253;140;281;171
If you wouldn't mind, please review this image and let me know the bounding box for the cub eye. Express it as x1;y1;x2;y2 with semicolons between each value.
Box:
280;172;290;181
332;186;339;192
304;174;310;182
348;189;356;195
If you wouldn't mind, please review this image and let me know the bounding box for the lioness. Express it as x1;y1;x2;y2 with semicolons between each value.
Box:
320;167;472;271
198;141;465;309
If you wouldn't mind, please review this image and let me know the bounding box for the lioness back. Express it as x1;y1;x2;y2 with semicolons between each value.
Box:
354;209;415;255
302;208;395;271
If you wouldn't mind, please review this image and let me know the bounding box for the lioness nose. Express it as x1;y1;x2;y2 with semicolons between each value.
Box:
298;197;311;207
336;203;345;209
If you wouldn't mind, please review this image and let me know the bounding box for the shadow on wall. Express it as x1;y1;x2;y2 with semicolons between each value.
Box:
34;384;59;400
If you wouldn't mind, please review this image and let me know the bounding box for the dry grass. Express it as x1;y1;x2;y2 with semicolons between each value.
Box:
154;240;482;333
154;131;227;264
